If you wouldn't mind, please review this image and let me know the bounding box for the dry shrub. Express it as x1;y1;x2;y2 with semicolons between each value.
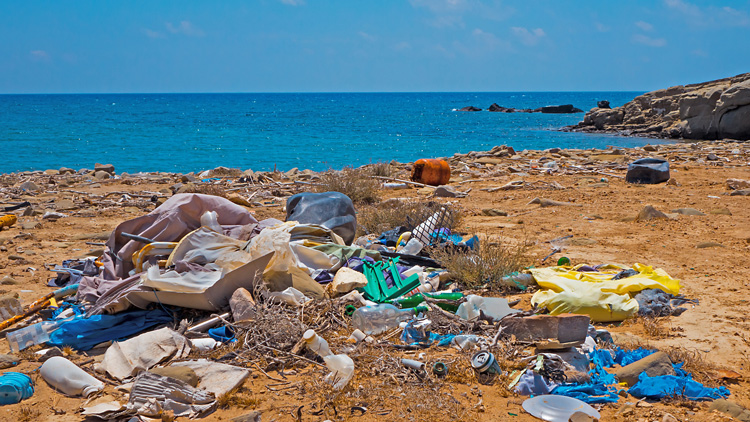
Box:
18;406;41;422
217;386;261;409
314;167;381;205
179;183;227;198
664;347;721;386
368;161;393;177
429;237;532;290
207;167;243;177
357;200;462;236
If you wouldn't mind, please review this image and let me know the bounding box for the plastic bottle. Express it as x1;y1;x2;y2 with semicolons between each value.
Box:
302;330;354;390
0;372;34;405
412;207;448;245
40;356;104;397
351;304;428;335
6;320;61;354
399;238;424;255
390;292;464;312
501;272;535;289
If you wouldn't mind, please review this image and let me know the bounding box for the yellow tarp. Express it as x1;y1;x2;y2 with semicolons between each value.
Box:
530;263;681;322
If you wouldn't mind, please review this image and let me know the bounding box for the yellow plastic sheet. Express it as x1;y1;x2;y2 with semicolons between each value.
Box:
530;263;681;322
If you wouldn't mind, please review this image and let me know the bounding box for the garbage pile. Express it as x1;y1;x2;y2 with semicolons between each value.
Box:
0;156;740;421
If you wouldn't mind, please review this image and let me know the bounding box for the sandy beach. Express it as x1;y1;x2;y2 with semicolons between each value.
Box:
0;139;747;421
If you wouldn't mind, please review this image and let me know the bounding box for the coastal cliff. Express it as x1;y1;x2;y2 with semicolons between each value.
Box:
567;73;750;140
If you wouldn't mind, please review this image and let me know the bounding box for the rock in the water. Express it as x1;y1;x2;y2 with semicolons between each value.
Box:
459;106;482;111
671;208;705;216
636;205;669;221
230;288;256;322
94;163;115;174
19;181;40;192
482;208;508;217
571;73;750;140
540;104;583;113
488;103;515;112
615;351;675;386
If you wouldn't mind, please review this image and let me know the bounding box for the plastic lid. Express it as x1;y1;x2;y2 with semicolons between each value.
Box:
470;350;495;372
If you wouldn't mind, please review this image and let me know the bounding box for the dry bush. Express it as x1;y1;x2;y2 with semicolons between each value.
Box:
179;183;227;198
429;237;533;290
664;347;721;386
314;167;381;205
207;167;243;177
357;200;462;236
368;161;393;177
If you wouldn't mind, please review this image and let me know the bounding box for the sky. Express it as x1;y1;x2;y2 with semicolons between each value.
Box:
1;0;749;93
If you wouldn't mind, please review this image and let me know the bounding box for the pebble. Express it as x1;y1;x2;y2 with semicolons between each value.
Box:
0;276;17;285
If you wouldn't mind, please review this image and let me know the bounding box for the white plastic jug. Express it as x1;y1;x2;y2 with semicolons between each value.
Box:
40;356;104;397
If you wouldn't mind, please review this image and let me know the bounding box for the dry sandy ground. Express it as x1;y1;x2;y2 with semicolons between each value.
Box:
0;141;748;421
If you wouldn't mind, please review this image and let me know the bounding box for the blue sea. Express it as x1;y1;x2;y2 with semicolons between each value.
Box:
0;92;654;174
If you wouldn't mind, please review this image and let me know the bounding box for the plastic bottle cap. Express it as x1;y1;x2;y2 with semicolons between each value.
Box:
471;350;496;373
302;329;316;342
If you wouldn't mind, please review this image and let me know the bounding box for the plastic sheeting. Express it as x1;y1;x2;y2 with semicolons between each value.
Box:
530;263;681;322
245;222;344;299
97;327;191;381
47;308;174;351
286;192;357;245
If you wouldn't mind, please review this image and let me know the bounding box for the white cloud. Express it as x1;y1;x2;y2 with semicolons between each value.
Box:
691;49;708;57
721;6;750;27
29;50;50;62
511;27;545;46
166;21;205;37
279;0;305;5
595;22;610;32
394;41;411;51
358;31;376;42
142;28;165;39
633;34;667;47
635;21;654;31
664;0;701;17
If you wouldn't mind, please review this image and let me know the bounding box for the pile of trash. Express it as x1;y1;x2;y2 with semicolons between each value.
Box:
0;189;732;421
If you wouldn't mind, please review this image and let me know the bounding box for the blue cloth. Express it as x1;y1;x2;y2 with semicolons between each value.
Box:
628;368;730;400
47;308;173;351
553;347;731;403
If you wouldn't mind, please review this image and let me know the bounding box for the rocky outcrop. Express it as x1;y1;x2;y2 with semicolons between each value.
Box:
483;103;581;113
540;104;583;113
568;73;750;140
459;106;482;111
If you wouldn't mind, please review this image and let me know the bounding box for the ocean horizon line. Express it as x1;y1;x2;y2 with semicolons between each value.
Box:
0;90;646;96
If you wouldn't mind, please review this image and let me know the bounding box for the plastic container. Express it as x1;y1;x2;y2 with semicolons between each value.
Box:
40;356;104;397
0;214;17;229
351;304;428;335
410;159;451;186
412;207;449;245
522;395;600;422
0;372;34;405
6;321;61;353
390;292;464;312
626;158;670;184
302;330;354;390
399;238;424;255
